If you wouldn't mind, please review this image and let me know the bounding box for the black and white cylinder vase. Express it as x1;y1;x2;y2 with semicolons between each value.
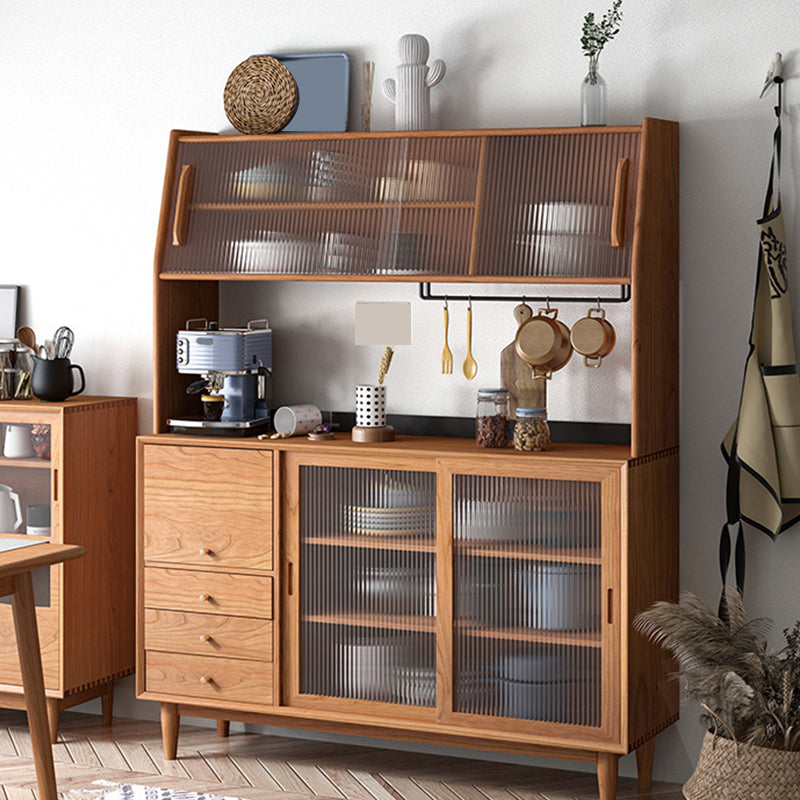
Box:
355;384;387;427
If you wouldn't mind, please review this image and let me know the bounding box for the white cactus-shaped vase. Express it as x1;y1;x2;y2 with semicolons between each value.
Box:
382;34;446;131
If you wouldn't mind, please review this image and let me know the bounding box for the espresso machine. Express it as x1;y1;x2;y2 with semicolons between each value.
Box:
167;318;272;436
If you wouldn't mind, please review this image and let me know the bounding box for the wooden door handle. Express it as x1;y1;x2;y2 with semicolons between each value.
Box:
172;164;194;246
610;158;630;248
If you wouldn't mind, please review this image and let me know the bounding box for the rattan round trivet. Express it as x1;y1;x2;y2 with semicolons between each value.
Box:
223;56;298;134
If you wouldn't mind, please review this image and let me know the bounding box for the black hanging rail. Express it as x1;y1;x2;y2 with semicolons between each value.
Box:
418;282;631;304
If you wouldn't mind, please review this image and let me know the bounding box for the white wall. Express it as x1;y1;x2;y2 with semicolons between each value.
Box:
3;0;800;784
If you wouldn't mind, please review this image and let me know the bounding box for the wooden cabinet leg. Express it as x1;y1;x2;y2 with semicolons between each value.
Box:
160;702;180;760
597;753;619;800
45;698;60;745
216;719;230;738
635;737;655;791
101;681;114;728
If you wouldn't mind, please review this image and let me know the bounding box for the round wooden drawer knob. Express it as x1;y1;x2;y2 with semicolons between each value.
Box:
199;675;213;685
199;634;212;643
198;548;211;556
198;594;211;603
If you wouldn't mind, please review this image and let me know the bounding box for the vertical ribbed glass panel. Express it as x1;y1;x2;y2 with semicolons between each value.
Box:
474;132;640;278
453;475;601;727
300;465;436;707
162;135;481;277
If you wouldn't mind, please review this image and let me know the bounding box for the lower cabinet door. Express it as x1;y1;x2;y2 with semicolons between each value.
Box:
146;652;273;705
289;461;438;709
448;465;621;740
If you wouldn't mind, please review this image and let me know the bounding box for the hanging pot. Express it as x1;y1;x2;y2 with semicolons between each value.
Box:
514;306;572;379
570;306;616;367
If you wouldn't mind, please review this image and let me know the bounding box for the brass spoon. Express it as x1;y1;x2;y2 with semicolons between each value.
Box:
16;326;36;352
462;300;478;380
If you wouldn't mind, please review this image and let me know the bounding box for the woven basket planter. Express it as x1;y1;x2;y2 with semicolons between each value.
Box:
683;731;800;799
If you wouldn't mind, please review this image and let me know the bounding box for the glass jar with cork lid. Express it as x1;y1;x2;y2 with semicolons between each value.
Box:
512;407;551;452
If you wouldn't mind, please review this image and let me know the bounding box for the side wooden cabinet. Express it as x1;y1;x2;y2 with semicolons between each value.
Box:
0;396;136;742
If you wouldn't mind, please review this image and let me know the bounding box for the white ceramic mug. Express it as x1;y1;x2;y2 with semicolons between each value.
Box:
3;423;35;458
274;404;322;436
355;385;387;427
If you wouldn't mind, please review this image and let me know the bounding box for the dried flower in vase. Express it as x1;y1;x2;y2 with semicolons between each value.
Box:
377;346;393;385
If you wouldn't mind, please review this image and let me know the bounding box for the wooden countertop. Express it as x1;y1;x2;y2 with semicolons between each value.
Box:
138;433;632;464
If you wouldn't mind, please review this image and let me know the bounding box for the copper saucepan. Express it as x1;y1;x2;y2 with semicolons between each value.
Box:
570;306;616;367
514;306;573;379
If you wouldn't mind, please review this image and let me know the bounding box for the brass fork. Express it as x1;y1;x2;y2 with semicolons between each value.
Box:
441;299;453;374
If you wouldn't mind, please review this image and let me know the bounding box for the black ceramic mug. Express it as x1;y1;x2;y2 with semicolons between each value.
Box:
31;357;86;402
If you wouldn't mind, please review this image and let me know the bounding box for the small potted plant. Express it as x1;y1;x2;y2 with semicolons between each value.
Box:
580;0;623;126
635;587;800;799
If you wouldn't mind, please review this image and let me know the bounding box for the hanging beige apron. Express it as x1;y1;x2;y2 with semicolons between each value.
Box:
720;114;800;602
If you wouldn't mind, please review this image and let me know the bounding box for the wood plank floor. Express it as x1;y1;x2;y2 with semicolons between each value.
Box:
0;710;682;800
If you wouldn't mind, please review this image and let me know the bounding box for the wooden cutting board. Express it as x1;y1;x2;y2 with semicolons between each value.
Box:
500;303;546;417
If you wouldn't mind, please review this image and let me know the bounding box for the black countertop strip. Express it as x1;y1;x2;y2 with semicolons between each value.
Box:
329;412;630;446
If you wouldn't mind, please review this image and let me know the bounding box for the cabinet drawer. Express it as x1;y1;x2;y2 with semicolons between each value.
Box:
146;651;273;705
0;609;59;690
145;608;273;661
142;446;272;570
145;568;272;618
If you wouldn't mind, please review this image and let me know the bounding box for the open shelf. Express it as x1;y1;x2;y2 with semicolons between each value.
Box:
458;544;602;565
459;624;602;648
303;613;435;634
0;456;50;469
304;535;436;553
193;201;477;212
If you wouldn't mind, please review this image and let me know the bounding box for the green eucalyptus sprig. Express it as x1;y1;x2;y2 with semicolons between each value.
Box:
581;0;623;59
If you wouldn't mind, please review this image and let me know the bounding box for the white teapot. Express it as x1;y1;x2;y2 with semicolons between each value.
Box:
0;484;23;532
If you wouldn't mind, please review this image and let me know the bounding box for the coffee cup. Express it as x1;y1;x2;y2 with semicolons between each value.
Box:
274;405;322;436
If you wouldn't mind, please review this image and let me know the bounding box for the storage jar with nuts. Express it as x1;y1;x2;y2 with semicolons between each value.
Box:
513;407;551;452
476;389;509;448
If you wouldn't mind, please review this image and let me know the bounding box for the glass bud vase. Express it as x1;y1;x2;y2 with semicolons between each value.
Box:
581;57;606;126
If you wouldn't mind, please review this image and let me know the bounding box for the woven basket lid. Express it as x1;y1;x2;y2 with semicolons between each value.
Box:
223;56;299;134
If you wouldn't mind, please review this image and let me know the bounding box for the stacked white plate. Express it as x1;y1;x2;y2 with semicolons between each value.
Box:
344;505;434;535
228;233;321;274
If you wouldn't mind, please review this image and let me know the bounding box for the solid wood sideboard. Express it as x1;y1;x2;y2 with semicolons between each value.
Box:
139;120;679;800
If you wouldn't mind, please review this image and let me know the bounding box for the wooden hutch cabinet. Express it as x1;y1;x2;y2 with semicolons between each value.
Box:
0;397;136;741
138;119;678;800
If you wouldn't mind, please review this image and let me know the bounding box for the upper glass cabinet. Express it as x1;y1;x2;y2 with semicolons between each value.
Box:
158;128;640;281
